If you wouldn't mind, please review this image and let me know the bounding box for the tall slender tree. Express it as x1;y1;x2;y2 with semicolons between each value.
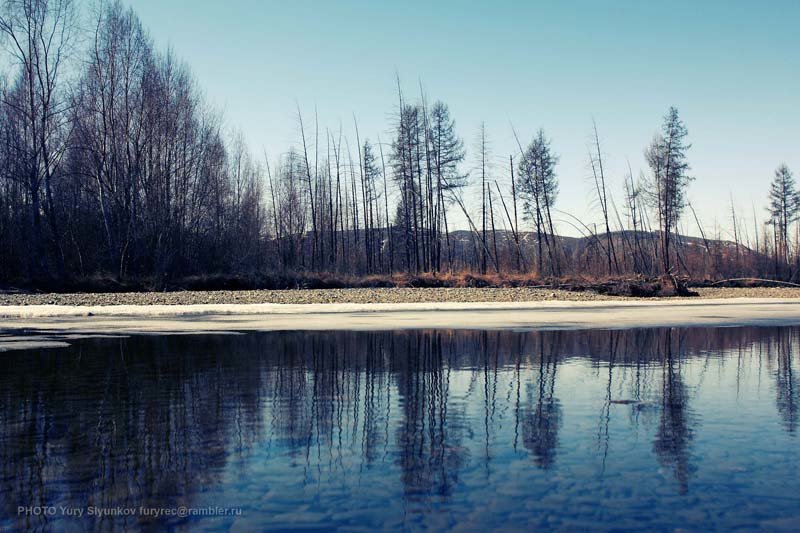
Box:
518;129;559;276
645;106;692;276
428;101;465;271
767;163;799;271
588;119;619;274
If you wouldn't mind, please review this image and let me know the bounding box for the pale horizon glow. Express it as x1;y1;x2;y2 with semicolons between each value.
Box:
129;0;800;240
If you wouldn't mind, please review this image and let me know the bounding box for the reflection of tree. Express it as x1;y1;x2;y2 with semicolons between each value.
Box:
0;335;267;530
652;329;694;494
772;329;799;434
520;334;562;469
361;334;392;464
393;332;468;502
597;330;621;473
597;329;663;472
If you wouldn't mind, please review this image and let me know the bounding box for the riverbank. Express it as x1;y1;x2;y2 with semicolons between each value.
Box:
3;288;800;352
2;286;800;306
3;297;800;353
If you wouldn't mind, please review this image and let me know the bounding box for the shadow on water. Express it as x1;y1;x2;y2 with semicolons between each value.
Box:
1;326;800;529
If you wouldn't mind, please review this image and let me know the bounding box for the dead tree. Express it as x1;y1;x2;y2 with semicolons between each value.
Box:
588;119;620;275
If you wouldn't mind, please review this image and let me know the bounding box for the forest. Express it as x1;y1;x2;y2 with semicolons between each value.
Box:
0;0;798;290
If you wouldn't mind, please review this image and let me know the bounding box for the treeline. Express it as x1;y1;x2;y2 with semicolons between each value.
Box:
0;0;267;285
0;0;797;288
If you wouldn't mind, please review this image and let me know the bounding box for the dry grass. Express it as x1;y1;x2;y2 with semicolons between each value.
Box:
4;270;795;296
0;271;656;293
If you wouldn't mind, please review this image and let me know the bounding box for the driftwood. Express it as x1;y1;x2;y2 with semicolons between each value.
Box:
536;276;698;298
711;278;800;288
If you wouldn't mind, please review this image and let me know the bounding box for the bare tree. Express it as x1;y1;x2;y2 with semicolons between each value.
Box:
588;119;619;275
0;0;76;277
297;106;319;270
476;122;489;274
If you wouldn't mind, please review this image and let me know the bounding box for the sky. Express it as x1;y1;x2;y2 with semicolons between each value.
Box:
129;0;799;239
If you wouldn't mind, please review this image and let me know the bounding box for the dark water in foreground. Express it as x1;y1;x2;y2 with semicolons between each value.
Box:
2;327;800;531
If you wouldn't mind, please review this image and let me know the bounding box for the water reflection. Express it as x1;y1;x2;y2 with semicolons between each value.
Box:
520;334;562;469
771;329;799;433
651;329;694;494
1;326;800;530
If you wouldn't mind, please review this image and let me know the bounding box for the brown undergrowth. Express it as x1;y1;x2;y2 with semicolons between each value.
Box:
0;271;714;297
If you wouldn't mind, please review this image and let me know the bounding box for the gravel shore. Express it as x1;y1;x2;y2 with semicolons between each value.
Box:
1;286;799;306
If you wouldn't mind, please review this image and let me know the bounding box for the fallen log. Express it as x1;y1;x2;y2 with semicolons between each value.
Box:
711;278;800;288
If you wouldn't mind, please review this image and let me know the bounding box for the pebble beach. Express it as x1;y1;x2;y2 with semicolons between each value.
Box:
2;286;799;307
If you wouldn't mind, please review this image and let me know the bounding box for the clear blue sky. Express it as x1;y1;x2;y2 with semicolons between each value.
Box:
131;0;799;239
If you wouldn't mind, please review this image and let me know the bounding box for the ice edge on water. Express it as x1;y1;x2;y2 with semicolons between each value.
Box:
2;298;800;352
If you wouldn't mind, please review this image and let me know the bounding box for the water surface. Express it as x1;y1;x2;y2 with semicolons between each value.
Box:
2;327;800;530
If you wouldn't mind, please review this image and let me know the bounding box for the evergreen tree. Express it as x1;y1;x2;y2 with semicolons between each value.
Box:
517;129;559;275
767;163;799;267
428;101;465;271
645;106;692;275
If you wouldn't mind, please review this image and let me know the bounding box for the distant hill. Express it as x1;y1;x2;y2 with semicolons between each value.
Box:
444;228;749;258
